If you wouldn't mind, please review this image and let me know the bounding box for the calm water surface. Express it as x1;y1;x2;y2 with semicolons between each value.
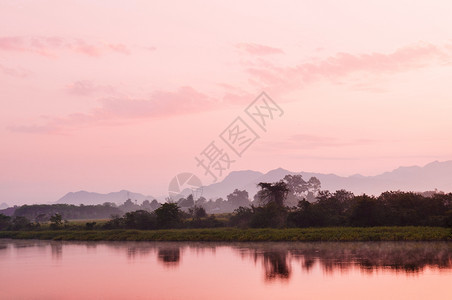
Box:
0;240;451;300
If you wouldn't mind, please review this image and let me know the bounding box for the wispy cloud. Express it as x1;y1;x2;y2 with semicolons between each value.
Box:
258;134;375;151
236;43;284;55
9;42;452;135
98;87;215;118
66;80;116;96
350;82;387;93
290;134;374;149
0;36;133;57
246;43;451;92
0;63;30;78
8;86;217;134
143;46;157;52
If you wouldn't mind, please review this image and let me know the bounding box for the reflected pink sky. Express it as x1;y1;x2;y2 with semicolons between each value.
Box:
0;241;451;299
1;1;452;204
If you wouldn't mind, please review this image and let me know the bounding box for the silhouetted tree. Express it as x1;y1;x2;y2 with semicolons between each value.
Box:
250;202;288;228
229;207;253;228
0;214;11;230
141;199;160;212
195;196;207;206
150;200;160;210
50;213;63;229
103;214;125;229
155;203;183;228
283;175;321;206
178;194;194;209
10;216;36;230
189;205;207;220
85;221;96;230
13;203;122;220
227;189;250;209
119;199;141;213
123;210;157;229
257;181;289;207
349;195;384;226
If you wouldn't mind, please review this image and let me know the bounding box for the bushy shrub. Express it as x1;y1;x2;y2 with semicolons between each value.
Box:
155;203;183;229
249;203;287;228
186;215;225;228
0;214;11;230
229;206;253;228
123;210;157;229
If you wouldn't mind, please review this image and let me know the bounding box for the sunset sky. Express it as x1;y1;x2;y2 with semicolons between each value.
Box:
1;0;452;204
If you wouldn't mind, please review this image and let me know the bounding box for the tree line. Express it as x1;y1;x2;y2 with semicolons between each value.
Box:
0;175;451;230
231;189;452;228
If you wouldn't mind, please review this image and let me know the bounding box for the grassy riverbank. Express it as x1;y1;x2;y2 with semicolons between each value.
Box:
0;227;451;242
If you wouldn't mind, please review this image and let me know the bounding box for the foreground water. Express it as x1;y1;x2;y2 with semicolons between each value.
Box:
0;240;451;300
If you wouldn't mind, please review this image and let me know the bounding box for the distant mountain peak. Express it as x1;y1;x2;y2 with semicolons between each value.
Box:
56;190;154;206
203;160;452;199
223;169;263;178
425;160;452;168
349;174;365;178
264;167;296;177
55;160;452;205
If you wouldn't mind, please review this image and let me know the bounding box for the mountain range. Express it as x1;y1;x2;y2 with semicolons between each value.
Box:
56;160;452;205
56;190;154;206
195;160;452;200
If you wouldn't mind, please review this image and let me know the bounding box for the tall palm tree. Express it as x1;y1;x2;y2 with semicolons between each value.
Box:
257;181;289;207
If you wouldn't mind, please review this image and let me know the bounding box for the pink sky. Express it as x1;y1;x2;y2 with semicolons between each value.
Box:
1;0;452;204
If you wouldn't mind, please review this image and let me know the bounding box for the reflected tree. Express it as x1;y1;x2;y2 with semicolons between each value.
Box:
158;248;181;267
263;251;291;281
50;242;63;260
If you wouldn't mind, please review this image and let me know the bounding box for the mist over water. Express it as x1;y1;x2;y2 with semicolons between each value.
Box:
0;240;450;299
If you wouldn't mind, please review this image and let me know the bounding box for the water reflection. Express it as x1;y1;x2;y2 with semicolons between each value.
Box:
231;242;452;282
51;243;63;260
288;242;452;273
0;243;8;259
103;242;154;259
0;240;450;280
262;251;291;281
0;239;451;300
157;248;181;267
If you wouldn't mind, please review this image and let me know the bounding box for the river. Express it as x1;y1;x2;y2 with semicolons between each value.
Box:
0;240;451;299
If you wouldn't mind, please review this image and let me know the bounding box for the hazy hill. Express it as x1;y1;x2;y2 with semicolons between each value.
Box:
56;190;154;206
55;161;452;205
199;170;263;200
199;160;452;200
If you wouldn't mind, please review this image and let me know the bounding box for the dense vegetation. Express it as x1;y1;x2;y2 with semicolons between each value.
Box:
0;190;450;233
11;203;122;221
287;190;452;228
228;187;452;229
1;227;450;242
0;175;451;234
0;200;160;219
